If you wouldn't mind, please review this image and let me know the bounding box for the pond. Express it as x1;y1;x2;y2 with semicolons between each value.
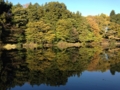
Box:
0;47;120;90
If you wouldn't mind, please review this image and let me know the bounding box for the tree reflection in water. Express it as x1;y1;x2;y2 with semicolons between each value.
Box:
0;47;120;89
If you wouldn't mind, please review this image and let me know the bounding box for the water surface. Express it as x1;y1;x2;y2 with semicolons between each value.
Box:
0;47;120;90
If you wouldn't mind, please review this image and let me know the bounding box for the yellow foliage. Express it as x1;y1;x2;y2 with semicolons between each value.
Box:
87;16;100;36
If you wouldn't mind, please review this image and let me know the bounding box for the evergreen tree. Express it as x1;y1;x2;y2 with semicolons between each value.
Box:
27;3;43;22
0;0;12;43
110;10;116;22
110;10;115;17
12;3;28;28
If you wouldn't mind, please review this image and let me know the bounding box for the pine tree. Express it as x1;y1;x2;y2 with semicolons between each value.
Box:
110;10;115;17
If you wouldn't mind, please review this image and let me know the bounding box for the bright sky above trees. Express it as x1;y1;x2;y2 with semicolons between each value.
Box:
7;0;120;16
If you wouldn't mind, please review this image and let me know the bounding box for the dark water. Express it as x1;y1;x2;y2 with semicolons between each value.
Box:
0;47;120;90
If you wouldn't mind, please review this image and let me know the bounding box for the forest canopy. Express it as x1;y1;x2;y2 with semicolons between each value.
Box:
0;0;120;48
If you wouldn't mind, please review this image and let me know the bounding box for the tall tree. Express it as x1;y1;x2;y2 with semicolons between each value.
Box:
0;0;12;43
108;10;120;40
86;16;102;42
56;19;78;42
27;3;43;22
110;10;115;17
43;2;72;26
12;3;28;28
110;10;116;22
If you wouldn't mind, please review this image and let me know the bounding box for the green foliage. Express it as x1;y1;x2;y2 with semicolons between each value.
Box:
115;14;120;24
77;17;94;42
27;3;43;22
1;1;120;47
1;1;120;89
108;10;120;40
0;0;12;25
56;19;79;42
95;14;110;36
25;21;55;44
110;10;120;24
12;5;28;28
0;0;12;14
0;0;12;44
110;10;115;17
42;1;72;29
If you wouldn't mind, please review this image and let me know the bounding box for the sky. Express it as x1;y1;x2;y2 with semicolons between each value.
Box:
8;0;120;16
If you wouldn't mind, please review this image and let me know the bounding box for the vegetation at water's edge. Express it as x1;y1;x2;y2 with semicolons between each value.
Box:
0;0;120;49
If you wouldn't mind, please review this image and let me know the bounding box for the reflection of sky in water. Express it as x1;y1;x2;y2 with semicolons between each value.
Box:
11;70;120;90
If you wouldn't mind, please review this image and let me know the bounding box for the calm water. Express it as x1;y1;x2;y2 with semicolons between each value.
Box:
0;47;120;90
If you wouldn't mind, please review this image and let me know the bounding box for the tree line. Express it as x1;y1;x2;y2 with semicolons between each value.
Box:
0;0;120;47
